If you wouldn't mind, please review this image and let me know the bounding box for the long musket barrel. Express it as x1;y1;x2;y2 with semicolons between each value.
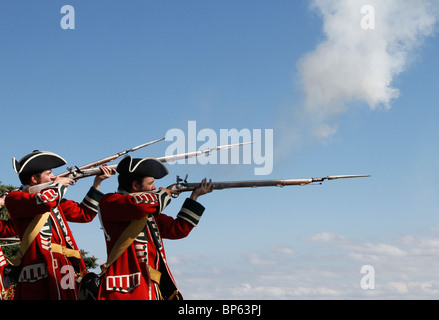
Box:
173;175;371;192
58;137;166;177
58;142;253;180
27;141;253;193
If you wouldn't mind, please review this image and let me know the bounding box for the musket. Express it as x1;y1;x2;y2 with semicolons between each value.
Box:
63;141;253;180
171;174;371;193
27;141;253;194
59;137;166;178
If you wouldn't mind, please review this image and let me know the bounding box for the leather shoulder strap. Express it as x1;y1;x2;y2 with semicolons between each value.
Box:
100;216;147;276
8;212;50;266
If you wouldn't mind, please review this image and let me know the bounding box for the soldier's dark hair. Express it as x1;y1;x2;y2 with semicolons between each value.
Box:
118;174;145;193
19;172;42;186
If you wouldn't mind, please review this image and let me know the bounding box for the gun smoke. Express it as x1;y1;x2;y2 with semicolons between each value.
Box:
277;0;438;156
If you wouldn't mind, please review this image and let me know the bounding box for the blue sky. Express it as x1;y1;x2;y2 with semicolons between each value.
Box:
1;0;439;299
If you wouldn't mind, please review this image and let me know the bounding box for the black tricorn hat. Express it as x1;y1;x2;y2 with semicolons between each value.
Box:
116;156;169;179
12;150;67;176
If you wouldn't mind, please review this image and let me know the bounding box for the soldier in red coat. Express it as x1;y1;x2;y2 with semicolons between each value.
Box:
5;150;114;300
97;156;212;300
0;198;17;300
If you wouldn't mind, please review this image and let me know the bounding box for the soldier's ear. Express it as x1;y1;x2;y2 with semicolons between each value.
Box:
131;180;141;192
30;175;39;186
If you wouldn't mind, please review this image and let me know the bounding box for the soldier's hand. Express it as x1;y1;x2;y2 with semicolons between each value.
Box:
93;164;116;190
159;187;180;198
97;164;116;181
190;178;213;201
53;176;75;187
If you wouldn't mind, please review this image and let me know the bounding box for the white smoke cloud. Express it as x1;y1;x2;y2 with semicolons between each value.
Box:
282;0;438;143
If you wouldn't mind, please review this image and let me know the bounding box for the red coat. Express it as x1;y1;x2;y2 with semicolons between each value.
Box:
0;220;16;238
97;190;205;300
5;184;103;300
0;220;16;300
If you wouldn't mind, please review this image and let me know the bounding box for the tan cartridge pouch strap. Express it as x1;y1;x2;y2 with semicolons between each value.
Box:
148;266;161;285
8;212;51;267
51;243;82;261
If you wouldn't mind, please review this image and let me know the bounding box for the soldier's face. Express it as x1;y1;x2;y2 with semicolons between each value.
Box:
31;170;55;185
134;177;156;192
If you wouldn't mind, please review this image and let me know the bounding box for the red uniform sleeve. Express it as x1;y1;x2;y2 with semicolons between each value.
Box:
156;198;206;239
0;219;16;238
5;189;57;218
154;213;194;239
99;192;161;222
55;185;104;223
59;198;97;223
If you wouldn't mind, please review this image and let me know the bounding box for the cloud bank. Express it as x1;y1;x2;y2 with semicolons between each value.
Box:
172;227;439;299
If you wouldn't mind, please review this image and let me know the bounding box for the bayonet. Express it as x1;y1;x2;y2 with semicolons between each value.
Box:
60;137;165;178
156;141;253;163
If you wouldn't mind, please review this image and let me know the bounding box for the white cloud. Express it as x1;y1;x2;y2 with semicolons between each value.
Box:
229;283;289;299
273;246;295;255
386;282;409;294
363;243;407;257
300;0;437;115
301;231;347;243
277;0;438;153
313;123;338;140
167;253;202;266
246;253;277;266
